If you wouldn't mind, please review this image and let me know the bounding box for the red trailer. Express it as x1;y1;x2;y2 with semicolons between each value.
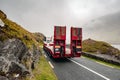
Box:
70;27;82;57
43;26;82;58
53;26;66;58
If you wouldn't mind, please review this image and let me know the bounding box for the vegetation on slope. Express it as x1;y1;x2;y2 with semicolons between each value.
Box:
0;10;43;48
82;38;120;57
33;32;45;45
0;10;57;80
0;10;6;19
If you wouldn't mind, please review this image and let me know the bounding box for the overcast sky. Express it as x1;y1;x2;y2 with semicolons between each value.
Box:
0;0;120;43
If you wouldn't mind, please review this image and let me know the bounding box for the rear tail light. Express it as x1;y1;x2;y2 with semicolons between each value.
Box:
54;45;60;53
76;46;81;48
55;45;60;48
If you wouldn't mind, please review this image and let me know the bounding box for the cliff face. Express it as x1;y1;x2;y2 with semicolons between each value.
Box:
83;38;120;60
0;10;43;80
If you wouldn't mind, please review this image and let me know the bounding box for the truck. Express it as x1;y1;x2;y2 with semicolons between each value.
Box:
43;26;82;58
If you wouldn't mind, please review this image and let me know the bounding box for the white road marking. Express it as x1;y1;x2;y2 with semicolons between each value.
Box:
69;59;110;80
49;61;54;69
44;54;47;58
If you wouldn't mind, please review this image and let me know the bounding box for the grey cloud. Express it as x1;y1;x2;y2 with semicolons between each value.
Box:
84;11;120;43
0;0;120;43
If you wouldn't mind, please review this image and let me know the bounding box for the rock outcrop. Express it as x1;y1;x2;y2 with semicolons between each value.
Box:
0;10;43;80
0;38;41;80
0;10;7;20
33;32;45;43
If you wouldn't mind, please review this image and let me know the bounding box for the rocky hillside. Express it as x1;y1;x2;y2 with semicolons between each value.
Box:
83;38;120;60
33;32;45;44
0;10;44;80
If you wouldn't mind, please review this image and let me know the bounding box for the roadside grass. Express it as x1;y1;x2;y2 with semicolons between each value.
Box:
28;55;57;80
82;55;120;69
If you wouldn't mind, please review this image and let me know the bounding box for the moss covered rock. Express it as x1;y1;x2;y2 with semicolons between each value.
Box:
0;10;7;20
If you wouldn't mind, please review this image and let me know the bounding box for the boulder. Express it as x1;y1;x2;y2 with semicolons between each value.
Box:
0;57;10;75
0;75;8;80
2;39;28;61
8;61;30;76
0;39;31;79
0;38;41;79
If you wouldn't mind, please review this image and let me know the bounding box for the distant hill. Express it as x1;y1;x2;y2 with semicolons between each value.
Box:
83;38;120;59
84;11;120;44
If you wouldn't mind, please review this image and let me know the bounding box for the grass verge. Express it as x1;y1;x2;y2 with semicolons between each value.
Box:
27;55;57;80
82;55;120;69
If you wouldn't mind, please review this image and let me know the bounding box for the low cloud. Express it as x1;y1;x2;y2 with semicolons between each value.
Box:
0;0;120;43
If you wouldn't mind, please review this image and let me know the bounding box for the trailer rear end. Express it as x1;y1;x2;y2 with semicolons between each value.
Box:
53;26;66;58
70;27;82;57
44;26;82;58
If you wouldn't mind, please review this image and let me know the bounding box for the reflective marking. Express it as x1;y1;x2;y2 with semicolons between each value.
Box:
69;59;110;80
49;61;54;69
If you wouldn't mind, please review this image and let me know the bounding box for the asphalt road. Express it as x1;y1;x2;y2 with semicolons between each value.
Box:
44;50;120;80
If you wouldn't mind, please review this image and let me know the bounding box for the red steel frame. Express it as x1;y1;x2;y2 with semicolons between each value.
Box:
53;26;66;58
70;27;82;57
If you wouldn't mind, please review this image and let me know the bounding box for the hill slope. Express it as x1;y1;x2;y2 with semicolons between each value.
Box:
83;38;120;60
0;10;57;80
0;10;43;48
33;32;45;45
